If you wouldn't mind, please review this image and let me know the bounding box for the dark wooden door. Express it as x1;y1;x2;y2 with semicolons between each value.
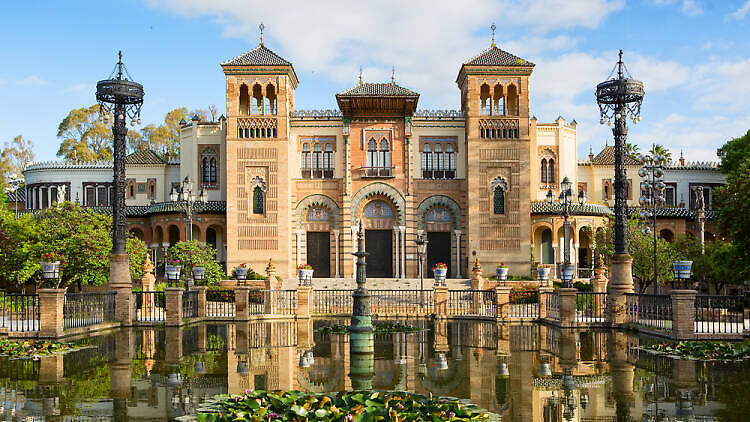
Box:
427;232;451;278
365;230;392;277
306;232;330;277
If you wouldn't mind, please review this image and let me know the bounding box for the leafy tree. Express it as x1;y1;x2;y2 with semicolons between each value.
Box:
56;105;113;162
0;135;34;188
127;234;147;282
648;144;672;163
0;191;40;288
714;159;750;277
593;216;678;293
717;129;750;175
166;240;222;285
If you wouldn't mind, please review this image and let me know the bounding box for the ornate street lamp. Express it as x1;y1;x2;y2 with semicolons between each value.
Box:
96;51;144;286
170;176;207;242
638;148;666;293
416;233;430;301
546;177;585;288
596;50;644;293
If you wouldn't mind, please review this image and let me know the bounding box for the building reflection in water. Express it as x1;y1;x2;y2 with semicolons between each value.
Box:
0;320;742;420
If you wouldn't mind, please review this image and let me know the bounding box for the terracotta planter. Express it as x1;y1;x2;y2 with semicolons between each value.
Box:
496;267;509;281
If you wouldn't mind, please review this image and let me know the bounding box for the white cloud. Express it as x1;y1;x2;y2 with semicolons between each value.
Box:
63;83;92;94
727;0;750;20
692;57;750;112
681;0;703;16
15;75;45;86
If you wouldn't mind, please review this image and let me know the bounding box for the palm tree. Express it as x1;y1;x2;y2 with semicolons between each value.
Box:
649;144;672;163
625;142;640;158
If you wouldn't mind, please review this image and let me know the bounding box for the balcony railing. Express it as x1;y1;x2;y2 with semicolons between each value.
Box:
358;166;394;178
422;169;456;180
301;168;334;179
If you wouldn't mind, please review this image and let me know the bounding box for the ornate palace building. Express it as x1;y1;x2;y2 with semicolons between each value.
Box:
17;35;725;281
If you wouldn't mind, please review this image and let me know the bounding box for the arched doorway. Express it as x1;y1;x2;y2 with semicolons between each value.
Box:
362;200;395;278
305;207;331;278
129;227;145;241
541;229;554;265
425;206;453;278
659;229;674;243
168;225;181;246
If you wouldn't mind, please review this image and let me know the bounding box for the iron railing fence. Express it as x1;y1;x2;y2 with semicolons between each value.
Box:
626;293;672;332
183;290;198;318
694;295;745;335
206;289;235;317
313;290;354;315
575;292;608;325
447;290;497;318
248;289;266;315
134;291;166;322
509;289;539;319
370;290;434;316
577;267;594;279
276;290;297;315
63;291;116;329
545;291;560;321
0;292;39;332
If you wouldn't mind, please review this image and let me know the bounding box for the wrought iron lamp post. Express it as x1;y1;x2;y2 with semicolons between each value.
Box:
96;51;143;291
170;176;207;242
595;50;644;295
546;177;585;288
638;149;666;293
416;233;429;303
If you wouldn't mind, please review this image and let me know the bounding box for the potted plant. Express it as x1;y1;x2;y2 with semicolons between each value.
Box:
192;262;206;282
433;262;448;281
234;263;248;280
537;264;551;281
297;264;314;286
560;260;575;281
496;263;509;281
166;258;181;281
40;252;64;283
672;260;693;280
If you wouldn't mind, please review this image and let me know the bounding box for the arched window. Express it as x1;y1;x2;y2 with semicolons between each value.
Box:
506;84;519;116
367;139;378;167
480;84;491;115
434;143;444;178
548;159;556;184
445;143;456;179
493;186;505;215
201;148;218;187
239;84;250;115
301;143;311;178
265;84;277;115
422;143;432;178
252;84;263;115
379;139;391;168
541;159;548;184
252;186;264;214
312;143;323;178
323;143;334;178
493;85;504;116
210;157;217;184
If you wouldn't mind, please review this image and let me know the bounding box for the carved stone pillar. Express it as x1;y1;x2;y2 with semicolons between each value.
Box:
333;229;340;278
394;226;400;278
399;226;406;278
454;230;462;278
295;229;303;267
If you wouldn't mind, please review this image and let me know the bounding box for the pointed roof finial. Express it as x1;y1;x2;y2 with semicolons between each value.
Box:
490;23;497;47
358;66;363;86
391;66;395;85
116;50;124;80
259;22;265;46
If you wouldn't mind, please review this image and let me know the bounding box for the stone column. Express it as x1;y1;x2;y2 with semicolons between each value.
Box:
434;285;448;317
454;230;462;278
607;254;634;326
333;229;340;278
38;288;65;338
495;286;510;320
235;287;250;321
295;230;303;267
399;226;406;278
164;287;184;326
559;287;577;327
672;290;697;340
394;226;400;278
552;244;559;279
351;225;358;276
296;286;312;318
195;286;208;318
110;253;134;325
538;287;554;320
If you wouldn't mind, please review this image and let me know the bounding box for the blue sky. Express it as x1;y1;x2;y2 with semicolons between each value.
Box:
1;0;749;162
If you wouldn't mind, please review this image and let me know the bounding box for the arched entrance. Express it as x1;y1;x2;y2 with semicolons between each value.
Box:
418;195;462;278
168;225;181;246
362;200;396;278
541;229;554;265
296;195;341;278
305;207;332;278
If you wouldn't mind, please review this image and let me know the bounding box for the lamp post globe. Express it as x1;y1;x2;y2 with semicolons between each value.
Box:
96;51;144;288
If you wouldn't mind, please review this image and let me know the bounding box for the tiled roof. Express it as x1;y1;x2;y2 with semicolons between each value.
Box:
464;45;534;67
591;146;642;166
17;201;226;218
24;161;113;171
222;44;291;66
125;149;166;165
664;161;721;171
627;207;717;221
531;202;614;216
337;82;419;97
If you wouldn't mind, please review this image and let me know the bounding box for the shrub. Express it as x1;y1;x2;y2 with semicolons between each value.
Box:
166;241;222;286
127;235;147;282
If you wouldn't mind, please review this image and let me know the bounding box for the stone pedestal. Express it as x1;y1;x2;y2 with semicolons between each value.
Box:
296;286;312;318
38;288;65;338
559;288;577;327
109;253;134;325
607;254;634;326
194;286;208;318
433;286;448;317
264;260;278;314
235;287;250;321
672;290;697;340
495;287;510;320
164;288;184;327
538;287;553;319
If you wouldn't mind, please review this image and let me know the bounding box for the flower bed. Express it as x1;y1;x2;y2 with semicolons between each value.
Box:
0;339;80;359
640;341;750;361
193;390;492;422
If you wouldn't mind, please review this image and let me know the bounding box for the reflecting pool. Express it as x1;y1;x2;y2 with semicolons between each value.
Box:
0;319;748;421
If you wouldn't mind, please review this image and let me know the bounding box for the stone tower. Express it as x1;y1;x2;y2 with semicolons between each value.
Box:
222;36;299;276
457;41;534;274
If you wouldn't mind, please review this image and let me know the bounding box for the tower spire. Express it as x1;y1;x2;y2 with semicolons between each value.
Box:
391;66;395;85
358;66;363;86
490;23;496;47
259;22;265;46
